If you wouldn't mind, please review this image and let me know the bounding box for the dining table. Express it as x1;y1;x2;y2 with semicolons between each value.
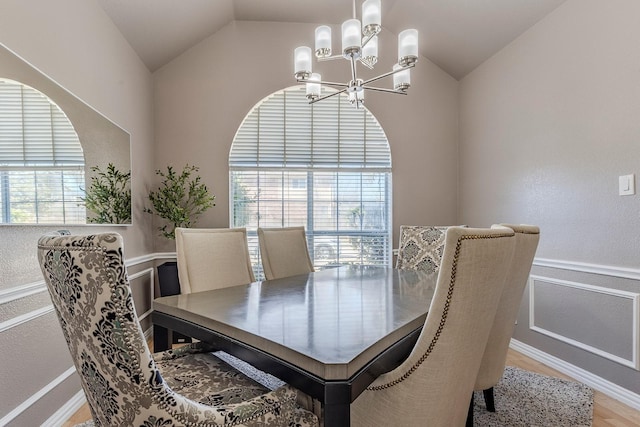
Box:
152;265;437;427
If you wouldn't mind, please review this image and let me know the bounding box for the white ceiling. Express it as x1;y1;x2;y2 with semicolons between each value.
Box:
97;0;567;80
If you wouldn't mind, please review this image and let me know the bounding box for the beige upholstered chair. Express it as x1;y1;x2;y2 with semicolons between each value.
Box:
258;226;314;280
395;225;449;275
351;226;516;427
37;232;317;426
175;227;255;293
473;224;540;413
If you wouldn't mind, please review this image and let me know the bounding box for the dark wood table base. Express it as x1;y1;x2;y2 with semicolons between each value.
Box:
152;311;421;427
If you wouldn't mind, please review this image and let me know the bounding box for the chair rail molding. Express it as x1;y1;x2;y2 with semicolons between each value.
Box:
1;252;175;306
0;280;47;305
534;257;640;281
11;255;633;305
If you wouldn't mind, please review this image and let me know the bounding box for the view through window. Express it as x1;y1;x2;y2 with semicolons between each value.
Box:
0;79;85;224
229;86;392;278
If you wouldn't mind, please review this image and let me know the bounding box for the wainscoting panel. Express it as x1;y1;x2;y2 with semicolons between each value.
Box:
529;275;639;369
0;256;156;426
129;268;155;332
0;311;74;425
0;282;49;325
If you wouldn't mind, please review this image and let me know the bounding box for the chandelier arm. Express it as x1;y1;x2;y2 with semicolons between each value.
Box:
317;55;345;62
309;87;348;104
362;86;408;95
362;62;415;86
297;78;350;88
317;80;351;88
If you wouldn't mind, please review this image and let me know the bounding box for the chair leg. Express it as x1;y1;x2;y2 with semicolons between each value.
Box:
466;392;474;427
483;387;496;412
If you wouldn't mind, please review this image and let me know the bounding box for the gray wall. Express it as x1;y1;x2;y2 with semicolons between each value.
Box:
0;0;156;425
152;20;460;252
459;0;640;394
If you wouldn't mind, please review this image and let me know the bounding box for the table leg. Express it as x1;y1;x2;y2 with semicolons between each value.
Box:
324;382;351;427
153;324;170;352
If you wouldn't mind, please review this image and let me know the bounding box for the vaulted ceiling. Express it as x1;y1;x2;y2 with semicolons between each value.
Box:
97;0;567;80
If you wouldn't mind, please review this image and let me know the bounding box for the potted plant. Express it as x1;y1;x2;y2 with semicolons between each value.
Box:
82;163;132;224
145;164;215;343
145;164;216;239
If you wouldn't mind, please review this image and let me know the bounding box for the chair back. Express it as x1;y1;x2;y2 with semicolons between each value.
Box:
352;226;516;426
475;224;540;391
258;226;314;280
396;225;448;275
175;227;255;293
37;233;194;425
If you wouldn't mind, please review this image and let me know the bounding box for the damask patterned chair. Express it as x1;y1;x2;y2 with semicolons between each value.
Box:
471;224;540;420
37;232;317;427
351;226;516;427
395;225;449;275
175;227;255;293
258;226;314;280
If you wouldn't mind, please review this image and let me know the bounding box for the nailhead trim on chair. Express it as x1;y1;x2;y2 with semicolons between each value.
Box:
366;233;513;391
513;229;538;234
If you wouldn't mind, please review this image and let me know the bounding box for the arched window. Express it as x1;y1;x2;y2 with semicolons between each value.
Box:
0;79;85;224
229;86;392;277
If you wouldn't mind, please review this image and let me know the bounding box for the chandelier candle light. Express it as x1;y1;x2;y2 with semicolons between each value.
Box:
293;0;418;108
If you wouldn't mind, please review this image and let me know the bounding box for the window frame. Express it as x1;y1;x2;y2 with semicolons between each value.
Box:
229;86;393;277
0;78;85;224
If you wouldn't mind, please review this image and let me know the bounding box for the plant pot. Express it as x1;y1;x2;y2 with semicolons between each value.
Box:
157;261;181;296
157;261;192;344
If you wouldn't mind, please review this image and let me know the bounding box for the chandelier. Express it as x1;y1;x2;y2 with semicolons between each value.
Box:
293;0;418;109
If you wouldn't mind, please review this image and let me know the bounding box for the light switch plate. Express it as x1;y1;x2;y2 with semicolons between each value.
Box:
619;174;635;196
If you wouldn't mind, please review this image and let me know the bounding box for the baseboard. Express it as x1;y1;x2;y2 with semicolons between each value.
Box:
510;339;640;411
41;389;86;427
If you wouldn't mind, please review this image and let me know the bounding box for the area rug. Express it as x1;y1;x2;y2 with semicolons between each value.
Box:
75;364;594;427
473;366;594;426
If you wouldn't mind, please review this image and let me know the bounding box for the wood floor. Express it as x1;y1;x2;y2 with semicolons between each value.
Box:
63;348;640;426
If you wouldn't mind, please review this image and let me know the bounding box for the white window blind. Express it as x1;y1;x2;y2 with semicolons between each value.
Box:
230;86;392;278
0;79;85;223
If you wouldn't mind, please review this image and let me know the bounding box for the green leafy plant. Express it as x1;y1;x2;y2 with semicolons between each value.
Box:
145;164;215;239
232;181;257;227
82;163;131;224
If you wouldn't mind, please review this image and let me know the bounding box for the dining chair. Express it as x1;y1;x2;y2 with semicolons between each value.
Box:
351;226;516;427
395;225;449;275
258;226;314;280
37;232;317;426
471;224;540;417
175;227;255;293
